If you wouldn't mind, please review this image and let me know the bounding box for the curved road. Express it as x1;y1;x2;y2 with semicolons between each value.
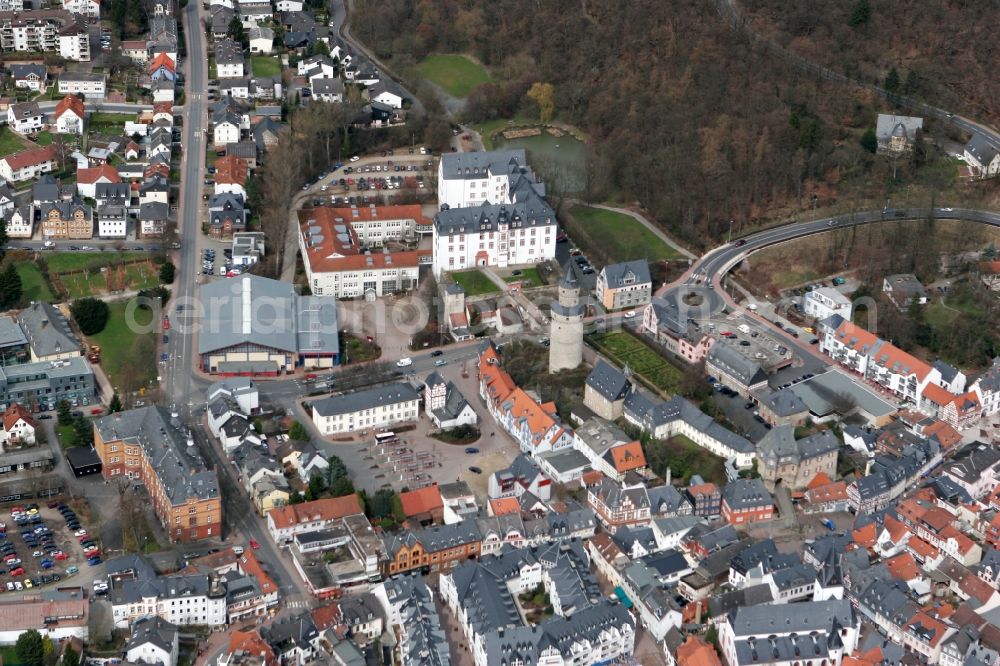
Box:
661;207;1000;369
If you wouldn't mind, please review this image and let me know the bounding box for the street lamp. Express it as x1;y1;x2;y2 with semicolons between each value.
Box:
727;220;734;243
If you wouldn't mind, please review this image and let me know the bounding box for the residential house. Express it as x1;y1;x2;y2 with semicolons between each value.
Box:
54;94;85;134
584;360;633;420
487;454;552;501
642;296;716;364
964;134;1000;179
572;417;647;482
62;0;101;19
3;205;33;239
262;611;320;665
232;231;265;266
124;616;179;666
216;38;246;78
208;193;247;239
148;52;176;81
9;63;47;91
366;81;402;109
0;404;36;447
7;101;43;134
399;485;444;526
97;205;128;239
214;155;249;198
883;273;927;310
758;388;810;427
596;260;652;311
138;201;169;237
942;443;1000;500
40;200;93;239
248;26;274;54
312;77;344;103
58;72;106;100
382;519;482;576
802;286;853;322
588;477;651;529
76;164;120;199
423;371;477;429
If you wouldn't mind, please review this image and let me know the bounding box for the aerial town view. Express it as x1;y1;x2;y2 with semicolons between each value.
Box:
0;0;998;665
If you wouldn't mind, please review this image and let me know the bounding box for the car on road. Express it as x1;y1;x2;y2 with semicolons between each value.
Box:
624;311;636;319
734;239;747;247
468;466;482;474
430;350;443;357
941;207;953;212
249;539;261;550
66;566;78;575
396;358;413;368
38;414;52;420
465;447;479;454
434;359;447;367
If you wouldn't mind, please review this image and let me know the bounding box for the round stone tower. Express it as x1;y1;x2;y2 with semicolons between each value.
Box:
549;264;585;372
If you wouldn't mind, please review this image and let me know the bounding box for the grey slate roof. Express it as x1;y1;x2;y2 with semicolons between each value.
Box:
966;133;999;166
722;478;773;511
434;194;555;235
757;425;839;467
875;114;923;143
311;382;418;418
761;388;808;417
707;343;767;388
727;597;855;636
708;583;774;619
585;361;632;402
382;575;451;666
139;201;169;220
17;301;81;359
93;406;220;505
944;443;1000;485
600;260;651;289
647;485;692;516
125;615;177;654
0;315;27;350
32;175;60;203
214;37;245;65
10;63;46;81
440;149;529;181
623;391;755;454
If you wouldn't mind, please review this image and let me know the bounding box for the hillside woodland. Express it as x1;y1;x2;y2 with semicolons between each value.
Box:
741;0;1000;126
353;0;991;247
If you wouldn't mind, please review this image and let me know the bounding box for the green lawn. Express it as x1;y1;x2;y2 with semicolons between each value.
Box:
11;262;54;303
645;434;728;485
87;112;130;130
590;330;683;394
57;424;76;449
504;267;543;287
0;645;23;666
450;270;500;296
88;300;157;391
569;205;682;263
46;251;147;273
251;56;282;78
0;127;29;154
416;54;492;98
34;130;53;146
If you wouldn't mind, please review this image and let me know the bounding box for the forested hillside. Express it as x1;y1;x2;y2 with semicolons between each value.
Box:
353;0;978;246
741;0;1000;126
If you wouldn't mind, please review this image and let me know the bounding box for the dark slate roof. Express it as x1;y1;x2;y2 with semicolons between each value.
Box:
761;388;808;417
757;426;839;467
707;343;768;387
600;260;651;289
585;361;632;402
311;383;418;418
722;478;773;511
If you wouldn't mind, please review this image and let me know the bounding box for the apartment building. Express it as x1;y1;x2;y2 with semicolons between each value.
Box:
596;260;653;311
721;478;774;526
0;145;56;183
266;495;364;544
382;519;482;576
58;72;106;99
93;407;223;542
40;200;93;239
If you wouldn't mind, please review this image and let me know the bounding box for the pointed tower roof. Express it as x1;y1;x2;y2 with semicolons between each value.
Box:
560;263;579;289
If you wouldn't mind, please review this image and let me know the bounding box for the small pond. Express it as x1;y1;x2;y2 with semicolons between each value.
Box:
493;129;588;194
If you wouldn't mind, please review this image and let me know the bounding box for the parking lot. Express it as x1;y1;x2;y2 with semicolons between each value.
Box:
705;315;792;370
0;501;101;594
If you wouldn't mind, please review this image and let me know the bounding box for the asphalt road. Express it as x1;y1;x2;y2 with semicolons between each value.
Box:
664;207;1000;368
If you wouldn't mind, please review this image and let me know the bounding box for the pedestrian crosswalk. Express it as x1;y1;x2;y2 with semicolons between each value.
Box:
285;600;311;609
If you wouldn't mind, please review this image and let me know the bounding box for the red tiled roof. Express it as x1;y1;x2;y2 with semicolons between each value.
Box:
852;523;877;548
214;155;248;186
148;52;175;73
77;164;120;185
268;495;363;529
311;602;340;631
676;636;723;666
805;480;848;504
55;94;84;119
886;552;920;581
298;206;427;274
921;382;955;407
3;404;36;431
2;145;55;170
489;497;520;516
607;441;646;474
228;630;276;664
399;484;443;518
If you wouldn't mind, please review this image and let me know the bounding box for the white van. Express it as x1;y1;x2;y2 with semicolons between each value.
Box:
738;324;750;335
396;358;413;368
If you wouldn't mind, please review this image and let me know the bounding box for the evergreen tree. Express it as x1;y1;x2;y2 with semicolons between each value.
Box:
884;67;901;95
109;392;123;413
0;263;22;309
860;128;878;153
849;0;871;27
15;629;44;666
